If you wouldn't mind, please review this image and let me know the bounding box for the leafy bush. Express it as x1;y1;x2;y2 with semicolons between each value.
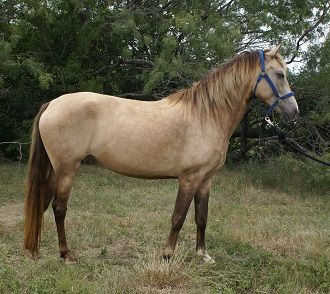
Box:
236;154;330;196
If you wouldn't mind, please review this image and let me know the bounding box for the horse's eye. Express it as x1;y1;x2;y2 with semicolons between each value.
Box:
276;72;285;78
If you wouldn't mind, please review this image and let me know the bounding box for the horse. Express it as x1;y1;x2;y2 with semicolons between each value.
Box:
24;45;299;263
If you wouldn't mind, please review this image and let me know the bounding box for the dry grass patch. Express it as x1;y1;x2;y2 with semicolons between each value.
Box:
216;187;330;258
135;247;190;289
0;163;329;293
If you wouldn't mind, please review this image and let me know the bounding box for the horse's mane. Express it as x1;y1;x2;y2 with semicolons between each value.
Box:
166;50;286;124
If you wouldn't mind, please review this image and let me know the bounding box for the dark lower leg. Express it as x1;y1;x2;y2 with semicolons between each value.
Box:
194;190;209;253
52;197;73;260
52;172;76;262
164;179;201;258
165;206;190;253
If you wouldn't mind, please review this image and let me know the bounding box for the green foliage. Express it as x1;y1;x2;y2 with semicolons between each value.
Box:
287;36;330;156
235;154;330;195
0;0;329;161
0;265;20;293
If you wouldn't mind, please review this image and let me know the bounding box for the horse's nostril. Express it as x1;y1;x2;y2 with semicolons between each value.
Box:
288;108;299;122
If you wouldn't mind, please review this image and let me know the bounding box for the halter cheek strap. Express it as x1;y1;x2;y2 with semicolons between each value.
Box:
253;50;295;116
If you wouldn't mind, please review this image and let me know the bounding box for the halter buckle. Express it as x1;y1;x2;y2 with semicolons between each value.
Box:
264;116;274;127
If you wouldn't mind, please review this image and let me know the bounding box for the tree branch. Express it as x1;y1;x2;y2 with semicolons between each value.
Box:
160;1;173;10
94;59;154;75
93;62;121;75
286;2;329;64
0;141;30;162
218;0;236;15
124;59;154;67
231;127;272;139
119;92;158;100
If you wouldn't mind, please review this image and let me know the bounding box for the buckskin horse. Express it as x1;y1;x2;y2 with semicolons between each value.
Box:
24;45;298;263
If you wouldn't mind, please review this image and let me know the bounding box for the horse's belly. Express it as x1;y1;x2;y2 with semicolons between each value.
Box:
94;149;180;179
91;112;186;178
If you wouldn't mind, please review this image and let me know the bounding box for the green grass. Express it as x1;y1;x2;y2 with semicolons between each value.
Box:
0;162;329;293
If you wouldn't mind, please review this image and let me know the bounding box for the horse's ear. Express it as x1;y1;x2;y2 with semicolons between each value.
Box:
266;44;282;57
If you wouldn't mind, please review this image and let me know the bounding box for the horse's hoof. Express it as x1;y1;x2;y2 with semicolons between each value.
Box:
31;252;40;260
162;248;173;261
64;257;77;265
196;250;215;264
61;253;77;264
201;254;215;264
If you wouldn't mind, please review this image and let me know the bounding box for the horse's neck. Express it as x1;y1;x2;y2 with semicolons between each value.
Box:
214;74;254;140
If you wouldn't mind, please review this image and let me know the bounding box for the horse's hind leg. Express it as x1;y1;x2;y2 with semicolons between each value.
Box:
194;178;214;263
52;163;80;263
44;170;57;212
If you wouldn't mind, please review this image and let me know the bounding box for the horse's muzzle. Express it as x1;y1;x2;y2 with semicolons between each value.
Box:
278;96;299;122
282;107;299;122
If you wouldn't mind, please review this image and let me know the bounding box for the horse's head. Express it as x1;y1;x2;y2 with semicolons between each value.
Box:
254;45;299;122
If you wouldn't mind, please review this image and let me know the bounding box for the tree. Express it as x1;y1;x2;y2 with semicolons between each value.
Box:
0;0;329;161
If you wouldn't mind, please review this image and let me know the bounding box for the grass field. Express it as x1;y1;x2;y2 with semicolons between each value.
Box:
0;161;329;293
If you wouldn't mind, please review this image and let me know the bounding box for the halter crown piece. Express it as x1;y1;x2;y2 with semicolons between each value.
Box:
253;50;295;117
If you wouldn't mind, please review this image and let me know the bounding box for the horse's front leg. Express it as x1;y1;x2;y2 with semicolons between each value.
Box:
194;178;215;263
163;175;202;259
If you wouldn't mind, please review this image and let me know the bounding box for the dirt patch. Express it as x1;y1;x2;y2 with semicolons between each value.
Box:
0;202;24;227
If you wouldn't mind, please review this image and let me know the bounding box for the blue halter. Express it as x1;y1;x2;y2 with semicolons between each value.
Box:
253;50;295;117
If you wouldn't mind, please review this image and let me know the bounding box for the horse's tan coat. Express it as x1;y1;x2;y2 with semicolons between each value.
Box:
25;46;299;262
40;94;231;178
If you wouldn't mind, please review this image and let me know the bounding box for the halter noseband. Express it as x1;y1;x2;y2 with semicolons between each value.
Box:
253;50;295;117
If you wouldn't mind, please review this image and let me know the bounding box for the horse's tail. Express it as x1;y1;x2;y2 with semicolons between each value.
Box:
24;102;51;256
